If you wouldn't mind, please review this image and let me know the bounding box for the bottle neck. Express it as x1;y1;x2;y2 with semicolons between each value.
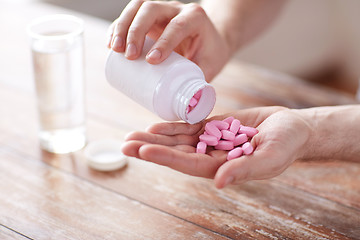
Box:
175;79;216;124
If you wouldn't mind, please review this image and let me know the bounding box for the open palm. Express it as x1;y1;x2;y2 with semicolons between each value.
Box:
122;106;310;188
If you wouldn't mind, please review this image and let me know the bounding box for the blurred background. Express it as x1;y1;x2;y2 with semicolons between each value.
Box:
26;0;360;95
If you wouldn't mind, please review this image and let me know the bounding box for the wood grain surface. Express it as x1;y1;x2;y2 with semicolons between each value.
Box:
0;2;359;240
0;225;30;240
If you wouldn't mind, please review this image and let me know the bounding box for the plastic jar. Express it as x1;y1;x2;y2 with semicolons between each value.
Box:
105;37;216;124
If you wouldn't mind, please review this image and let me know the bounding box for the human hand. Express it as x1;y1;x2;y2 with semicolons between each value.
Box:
107;0;230;81
122;106;311;188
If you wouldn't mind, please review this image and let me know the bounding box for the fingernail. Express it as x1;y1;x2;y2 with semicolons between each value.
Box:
147;49;161;60
224;176;234;187
125;43;137;57
111;36;124;50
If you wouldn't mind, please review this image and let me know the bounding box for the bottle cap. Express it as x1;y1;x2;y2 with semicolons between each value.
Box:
84;139;128;171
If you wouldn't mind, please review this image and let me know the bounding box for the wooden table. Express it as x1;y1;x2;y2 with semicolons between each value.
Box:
1;2;359;239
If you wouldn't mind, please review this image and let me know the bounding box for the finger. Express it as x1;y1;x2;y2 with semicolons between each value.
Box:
172;144;195;153
121;140;146;159
146;3;207;64
125;131;198;146
125;1;180;59
122;139;195;160
111;0;145;52
138;144;225;178
146;121;203;136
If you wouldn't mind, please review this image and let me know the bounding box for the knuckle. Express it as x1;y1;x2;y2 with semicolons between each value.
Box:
114;20;125;30
169;16;187;29
186;3;206;16
127;28;143;43
127;25;142;36
141;1;159;11
170;17;186;28
113;19;128;35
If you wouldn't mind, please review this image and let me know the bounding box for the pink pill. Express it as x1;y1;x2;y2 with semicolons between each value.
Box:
239;126;259;137
199;134;218;146
221;130;235;141
211;120;229;130
227;147;243;161
205;122;222;139
195;117;258;156
215;140;234;151
230;119;241;134
242;142;254;155
193;90;202;100
233;133;248;146
223;116;234;125
196;141;207;154
189;97;198;107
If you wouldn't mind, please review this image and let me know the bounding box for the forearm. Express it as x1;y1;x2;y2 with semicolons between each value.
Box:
200;0;286;55
295;105;360;162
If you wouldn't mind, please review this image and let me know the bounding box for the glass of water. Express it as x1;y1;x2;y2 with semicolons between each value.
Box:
27;14;86;154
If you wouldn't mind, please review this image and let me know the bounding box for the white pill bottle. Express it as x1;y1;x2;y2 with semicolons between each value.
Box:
105;37;216;124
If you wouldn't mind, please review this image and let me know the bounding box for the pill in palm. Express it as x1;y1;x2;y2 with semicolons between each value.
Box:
227;147;243;161
221;130;235;141
233;133;248;146
229;119;241;134
242;142;254;155
215;140;234;151
205;122;222;140
223;116;234;125
199;134;218;146
197;116;258;159
211;120;229;130
239;126;258;137
196;141;207;154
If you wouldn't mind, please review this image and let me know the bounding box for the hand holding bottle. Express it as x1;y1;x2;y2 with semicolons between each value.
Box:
107;0;230;82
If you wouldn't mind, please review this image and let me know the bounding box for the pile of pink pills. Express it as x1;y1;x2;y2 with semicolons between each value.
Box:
186;90;202;114
196;116;258;161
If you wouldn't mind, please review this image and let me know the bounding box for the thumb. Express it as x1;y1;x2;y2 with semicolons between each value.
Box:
214;156;252;189
214;147;281;189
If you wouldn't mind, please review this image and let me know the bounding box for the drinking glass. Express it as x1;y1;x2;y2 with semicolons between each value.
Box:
27;14;86;153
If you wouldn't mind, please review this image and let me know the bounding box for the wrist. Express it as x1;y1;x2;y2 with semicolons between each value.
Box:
293;105;360;162
291;108;321;160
